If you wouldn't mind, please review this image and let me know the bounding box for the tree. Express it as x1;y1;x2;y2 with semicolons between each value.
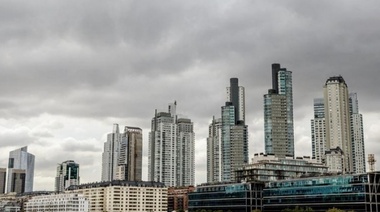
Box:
252;209;262;212
326;208;347;212
282;206;314;212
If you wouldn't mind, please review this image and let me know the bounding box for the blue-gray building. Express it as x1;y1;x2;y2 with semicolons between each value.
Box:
263;171;380;212
188;182;264;212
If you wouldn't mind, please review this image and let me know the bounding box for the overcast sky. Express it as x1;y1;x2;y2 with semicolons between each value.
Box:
1;1;379;191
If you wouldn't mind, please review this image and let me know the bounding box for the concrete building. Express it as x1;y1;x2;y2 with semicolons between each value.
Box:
311;98;326;163
101;124;143;182
312;77;366;174
6;147;34;193
207;117;222;182
68;180;167;212
350;93;366;174
24;193;88;212
236;154;328;182
207;78;248;183
264;63;294;159
55;160;80;192
324;76;353;173
167;186;195;212
149;102;195;187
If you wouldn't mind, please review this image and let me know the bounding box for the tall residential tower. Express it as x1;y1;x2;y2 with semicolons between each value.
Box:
207;78;248;183
264;64;294;158
148;102;195;186
312;76;366;174
101;124;143;182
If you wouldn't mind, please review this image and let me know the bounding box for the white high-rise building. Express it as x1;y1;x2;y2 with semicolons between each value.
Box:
311;98;326;163
312;78;365;174
6;146;35;193
207;117;222;182
101;124;121;181
324;76;352;173
349;93;366;174
148;102;195;187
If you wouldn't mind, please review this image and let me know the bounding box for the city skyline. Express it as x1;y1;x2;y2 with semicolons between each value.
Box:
0;1;380;191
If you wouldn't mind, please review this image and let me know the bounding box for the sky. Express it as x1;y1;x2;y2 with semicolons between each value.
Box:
0;1;379;191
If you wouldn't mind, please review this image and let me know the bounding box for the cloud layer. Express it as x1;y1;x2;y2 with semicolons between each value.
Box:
0;0;379;190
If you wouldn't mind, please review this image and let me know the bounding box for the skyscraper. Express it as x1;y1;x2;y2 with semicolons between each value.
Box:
6;146;35;193
207;78;248;183
324;76;352;173
117;126;143;181
101;124;121;181
207;117;222;182
101;124;143;182
148;102;195;187
311;98;326;163
349;93;366;174
264;63;294;158
311;77;365;174
55;160;80;192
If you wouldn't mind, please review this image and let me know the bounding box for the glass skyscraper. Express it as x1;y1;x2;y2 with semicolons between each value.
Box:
264;63;294;158
55;160;80;192
207;78;248;183
6;146;35;193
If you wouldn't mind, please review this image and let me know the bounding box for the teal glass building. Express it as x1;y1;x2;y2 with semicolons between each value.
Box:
188;182;264;212
263;172;380;212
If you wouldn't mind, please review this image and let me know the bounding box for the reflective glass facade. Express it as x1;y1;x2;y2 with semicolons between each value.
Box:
188;182;264;212
264;64;294;159
263;172;380;212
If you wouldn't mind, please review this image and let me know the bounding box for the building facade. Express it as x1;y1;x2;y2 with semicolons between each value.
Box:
24;193;88;212
6;146;35;193
311;98;326;163
207;78;248;183
168;186;195;212
0;168;6;194
68;180;167;212
350;93;366;174
263;171;380;212
117;126;143;181
101;124;143;182
264;63;294;159
55;160;80;192
188;182;264;212
207;117;222;183
148;102;195;187
236;154;328;182
314;76;365;174
324;76;353;173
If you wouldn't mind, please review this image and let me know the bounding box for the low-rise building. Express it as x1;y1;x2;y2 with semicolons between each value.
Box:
24;193;88;212
68;180;167;212
188;182;264;212
236;153;328;182
168;186;195;212
263;171;380;212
